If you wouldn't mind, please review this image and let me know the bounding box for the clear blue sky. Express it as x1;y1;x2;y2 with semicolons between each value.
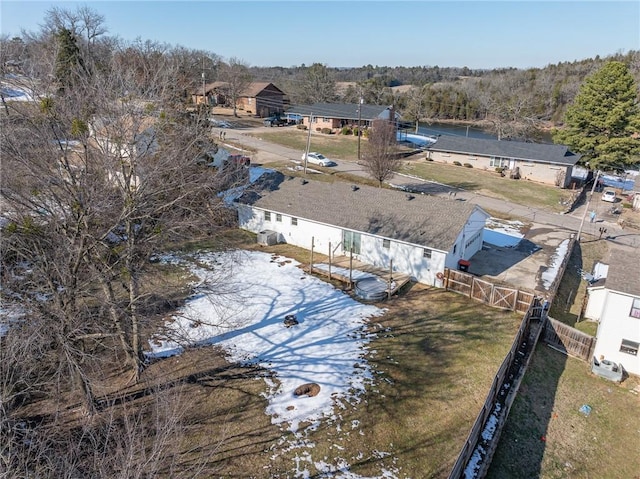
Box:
2;1;639;69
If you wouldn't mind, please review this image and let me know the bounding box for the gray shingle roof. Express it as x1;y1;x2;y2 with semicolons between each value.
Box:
602;247;640;296
239;174;487;251
285;103;398;122
426;136;581;166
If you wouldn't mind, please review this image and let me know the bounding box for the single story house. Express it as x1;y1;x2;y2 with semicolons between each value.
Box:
236;173;490;286
583;248;640;377
191;81;227;106
285;103;401;132
424;136;581;188
192;82;286;117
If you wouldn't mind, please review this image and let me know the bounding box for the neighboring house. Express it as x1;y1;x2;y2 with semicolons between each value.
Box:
191;81;228;106
236;173;490;286
285;103;401;132
192;81;286;117
424;136;581;188
89;115;158;161
235;82;286;117
584;248;640;377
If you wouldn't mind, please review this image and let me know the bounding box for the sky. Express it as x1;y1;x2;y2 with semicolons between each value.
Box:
1;1;639;70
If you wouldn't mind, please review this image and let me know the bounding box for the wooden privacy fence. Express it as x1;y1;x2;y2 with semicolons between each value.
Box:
542;317;595;361
444;269;534;314
448;302;543;479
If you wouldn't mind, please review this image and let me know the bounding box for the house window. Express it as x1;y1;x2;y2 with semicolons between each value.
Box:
276;213;282;222
291;217;298;226
383;239;390;249
453;244;457;254
343;230;361;255
264;211;271;221
630;298;640;318
489;157;509;168
423;249;432;258
620;339;639;356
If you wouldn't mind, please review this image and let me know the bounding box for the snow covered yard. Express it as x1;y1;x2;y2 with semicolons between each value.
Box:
148;249;403;477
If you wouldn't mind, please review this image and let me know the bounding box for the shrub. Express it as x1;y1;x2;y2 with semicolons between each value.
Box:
463;163;473;168
316;127;322;132
495;167;505;174
321;127;332;134
297;124;307;130
341;126;353;135
453;161;462;166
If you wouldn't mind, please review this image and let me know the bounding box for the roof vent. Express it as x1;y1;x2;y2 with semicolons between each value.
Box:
351;185;359;191
406;194;415;200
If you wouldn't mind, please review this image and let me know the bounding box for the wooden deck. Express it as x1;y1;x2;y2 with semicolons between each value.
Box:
310;255;412;298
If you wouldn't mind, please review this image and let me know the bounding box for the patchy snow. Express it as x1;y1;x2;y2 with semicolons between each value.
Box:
541;239;570;289
218;165;273;204
148;250;403;477
1;76;37;102
148;250;385;435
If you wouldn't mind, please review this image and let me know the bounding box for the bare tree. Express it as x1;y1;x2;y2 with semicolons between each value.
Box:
361;118;400;187
1;31;245;404
217;57;252;117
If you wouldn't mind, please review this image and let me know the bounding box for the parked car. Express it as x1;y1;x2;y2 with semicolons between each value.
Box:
208;118;232;128
601;189;616;202
263;116;288;127
301;152;336;167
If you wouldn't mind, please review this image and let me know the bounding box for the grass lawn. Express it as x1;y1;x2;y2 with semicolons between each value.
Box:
487;343;640;479
251;129;573;212
402;161;571;212
548;237;609;336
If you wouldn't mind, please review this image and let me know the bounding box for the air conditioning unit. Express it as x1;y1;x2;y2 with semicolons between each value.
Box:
257;230;278;246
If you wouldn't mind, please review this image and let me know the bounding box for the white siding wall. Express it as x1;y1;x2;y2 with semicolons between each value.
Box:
357;236;446;285
238;204;450;285
584;287;607;320
445;209;488;270
592;290;640;376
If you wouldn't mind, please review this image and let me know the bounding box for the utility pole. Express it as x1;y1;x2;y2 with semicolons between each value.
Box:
576;170;601;242
357;97;363;161
201;57;206;112
303;112;313;174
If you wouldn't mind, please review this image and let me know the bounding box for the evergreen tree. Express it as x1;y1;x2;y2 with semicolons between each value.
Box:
55;27;85;92
553;61;640;171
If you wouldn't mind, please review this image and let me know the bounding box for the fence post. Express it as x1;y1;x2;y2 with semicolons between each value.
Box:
310;236;314;274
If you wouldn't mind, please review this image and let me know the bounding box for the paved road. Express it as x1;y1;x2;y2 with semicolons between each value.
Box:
224;127;640;249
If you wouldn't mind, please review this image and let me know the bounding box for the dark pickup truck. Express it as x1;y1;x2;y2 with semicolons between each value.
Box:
263;116;288;127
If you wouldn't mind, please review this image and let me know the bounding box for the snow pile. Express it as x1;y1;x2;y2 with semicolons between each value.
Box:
541;239;570;289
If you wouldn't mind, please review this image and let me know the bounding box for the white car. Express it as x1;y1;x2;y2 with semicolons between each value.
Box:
301;152;336;167
601;189;616;202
